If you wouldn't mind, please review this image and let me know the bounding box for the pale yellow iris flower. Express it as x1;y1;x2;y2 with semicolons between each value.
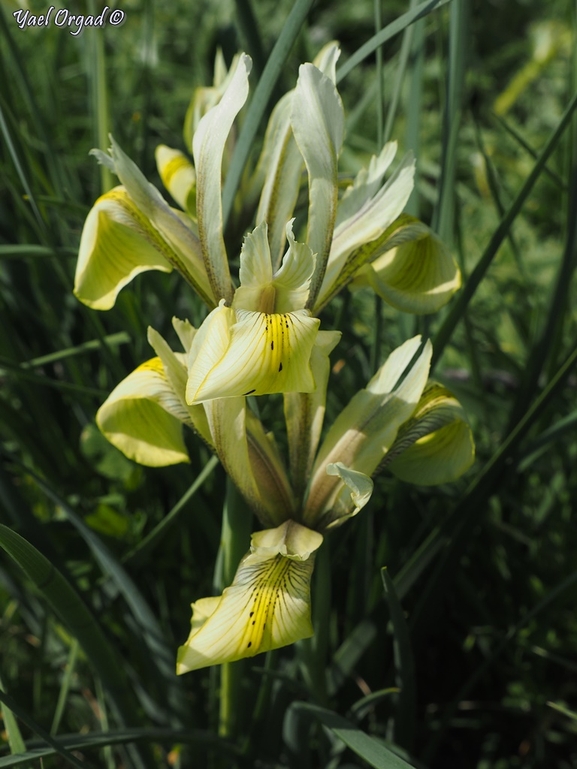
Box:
74;44;474;673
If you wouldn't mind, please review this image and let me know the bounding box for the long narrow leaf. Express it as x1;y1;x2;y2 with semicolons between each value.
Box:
289;702;416;769
432;89;577;367
0;728;238;768
21;466;190;726
381;568;416;750
336;0;452;83
0;526;143;730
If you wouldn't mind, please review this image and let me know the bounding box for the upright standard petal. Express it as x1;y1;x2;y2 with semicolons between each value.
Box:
315;152;415;311
291;63;344;308
176;521;323;673
253;91;304;267
74;187;173;310
193;53;252;303
351;218;462;314
303;337;431;527
186;302;320;403
96;358;191;467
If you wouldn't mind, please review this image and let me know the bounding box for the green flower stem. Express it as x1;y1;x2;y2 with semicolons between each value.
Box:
218;479;253;739
87;0;112;194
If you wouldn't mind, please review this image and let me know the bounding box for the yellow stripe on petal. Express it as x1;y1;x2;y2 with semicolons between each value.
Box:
97;358;190;467
74;187;173;310
360;224;461;315
155;145;196;214
176;521;322;673
187;307;320;403
384;382;475;485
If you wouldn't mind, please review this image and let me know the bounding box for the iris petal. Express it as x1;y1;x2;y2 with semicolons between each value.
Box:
96;358;190;467
187;306;319;403
176;521;322;673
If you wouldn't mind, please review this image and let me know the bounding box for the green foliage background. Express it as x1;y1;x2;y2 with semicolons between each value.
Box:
0;0;576;767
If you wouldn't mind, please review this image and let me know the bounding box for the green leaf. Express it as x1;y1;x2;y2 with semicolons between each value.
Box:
0;526;142;729
381;569;416;750
288;702;416;769
0;728;238;768
336;0;452;83
0;686;92;769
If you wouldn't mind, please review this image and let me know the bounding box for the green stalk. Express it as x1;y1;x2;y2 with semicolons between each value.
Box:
404;17;425;217
88;0;112;194
432;0;469;244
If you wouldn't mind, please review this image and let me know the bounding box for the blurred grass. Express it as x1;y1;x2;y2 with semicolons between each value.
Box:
1;0;577;767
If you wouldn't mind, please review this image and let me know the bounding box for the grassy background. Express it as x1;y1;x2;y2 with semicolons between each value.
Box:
1;0;577;767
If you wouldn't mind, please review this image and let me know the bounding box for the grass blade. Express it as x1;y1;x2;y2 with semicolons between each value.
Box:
336;0;452;83
0;526;144;732
0;686;96;769
0;728;238;768
381;568;416;750
432;88;577;367
288;702;416;769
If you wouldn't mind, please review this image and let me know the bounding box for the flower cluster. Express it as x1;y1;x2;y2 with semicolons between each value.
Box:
74;44;473;673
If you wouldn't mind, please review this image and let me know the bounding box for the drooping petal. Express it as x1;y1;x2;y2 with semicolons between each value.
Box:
303;336;431;527
315;153;415;311
93;138;214;307
155;145;196;215
96;358;190;467
383;383;475;484
193;53;252;303
291;63;344;308
146;326;213;448
186;303;320;403
176;521;323;673
74;187;173;310
351;219;461;314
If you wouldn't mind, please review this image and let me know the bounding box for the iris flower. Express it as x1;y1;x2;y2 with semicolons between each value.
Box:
74;45;474;672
